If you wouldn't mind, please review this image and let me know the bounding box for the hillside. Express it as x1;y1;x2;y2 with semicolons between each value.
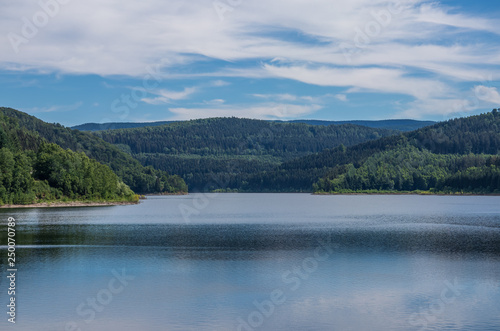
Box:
91;117;398;191
72;121;177;132
0;108;187;194
244;110;500;193
4;107;496;196
314;145;500;193
73;118;434;132
0;112;137;205
283;119;435;131
315;110;500;193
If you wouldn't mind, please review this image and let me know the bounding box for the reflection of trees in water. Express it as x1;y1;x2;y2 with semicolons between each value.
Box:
2;220;500;264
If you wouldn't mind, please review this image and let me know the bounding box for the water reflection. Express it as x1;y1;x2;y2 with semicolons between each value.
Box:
0;194;499;331
5;220;500;255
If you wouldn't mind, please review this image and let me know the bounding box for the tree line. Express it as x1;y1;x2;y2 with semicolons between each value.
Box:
314;145;500;193
184;110;500;193
0;108;187;194
92;117;397;191
3;107;497;196
0;113;138;205
312;109;500;193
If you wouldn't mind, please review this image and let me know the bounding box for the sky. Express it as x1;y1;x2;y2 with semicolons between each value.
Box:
1;0;500;127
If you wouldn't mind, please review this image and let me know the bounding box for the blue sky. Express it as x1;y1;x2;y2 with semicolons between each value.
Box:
1;0;500;126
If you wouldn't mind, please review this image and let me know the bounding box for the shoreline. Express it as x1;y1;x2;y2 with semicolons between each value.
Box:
153;191;499;196
313;191;500;196
0;201;139;209
145;192;188;196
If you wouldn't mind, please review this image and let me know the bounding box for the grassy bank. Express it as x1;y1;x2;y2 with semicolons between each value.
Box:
0;194;141;208
0;201;139;209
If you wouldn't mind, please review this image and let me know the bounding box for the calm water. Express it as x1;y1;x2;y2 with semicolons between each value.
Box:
1;194;500;331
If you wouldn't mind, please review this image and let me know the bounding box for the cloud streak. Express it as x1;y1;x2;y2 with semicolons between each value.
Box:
1;0;499;119
23;101;83;114
141;87;197;105
474;86;500;105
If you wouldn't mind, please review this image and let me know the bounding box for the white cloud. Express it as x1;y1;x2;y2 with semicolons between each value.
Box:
397;85;500;119
252;93;298;101
204;99;225;105
397;98;478;119
1;0;500;119
263;64;450;100
335;94;348;102
141;87;197;105
275;94;298;101
252;93;335;104
210;80;230;87
416;3;499;34
473;86;500;104
1;0;498;78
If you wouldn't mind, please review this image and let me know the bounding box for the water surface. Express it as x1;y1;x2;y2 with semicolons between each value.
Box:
1;194;499;330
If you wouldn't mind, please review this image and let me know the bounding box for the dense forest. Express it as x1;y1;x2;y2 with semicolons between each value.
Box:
282;119;435;131
73;118;434;132
2;107;497;198
94;117;396;157
0;108;187;194
0;112;137;205
314;145;500;193
90;112;500;193
279;110;500;193
92;117;398;190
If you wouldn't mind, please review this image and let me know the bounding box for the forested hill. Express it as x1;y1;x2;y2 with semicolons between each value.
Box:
247;110;500;193
0;108;187;194
4;106;496;197
91;117;398;191
281;119;435;131
72;121;177;132
0;112;137;205
73;118;434;132
93;117;396;158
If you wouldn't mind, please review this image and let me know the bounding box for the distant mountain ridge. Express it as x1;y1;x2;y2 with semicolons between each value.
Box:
72;118;435;132
90;117;399;191
76;113;500;193
245;110;500;193
280;119;435;131
72;121;177;131
1;107;497;195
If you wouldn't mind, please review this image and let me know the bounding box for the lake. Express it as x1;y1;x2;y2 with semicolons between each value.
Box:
1;194;500;331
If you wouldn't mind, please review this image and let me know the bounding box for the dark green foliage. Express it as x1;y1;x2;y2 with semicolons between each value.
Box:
408;111;500;154
0;147;36;204
94;117;396;157
93;117;397;191
0;107;187;194
315;146;500;193
0;113;137;205
72;121;177;131
284;119;435;131
73;119;434;132
241;135;410;192
314;110;500;194
2;107;497;196
33;142;132;200
88;111;499;193
135;153;280;191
